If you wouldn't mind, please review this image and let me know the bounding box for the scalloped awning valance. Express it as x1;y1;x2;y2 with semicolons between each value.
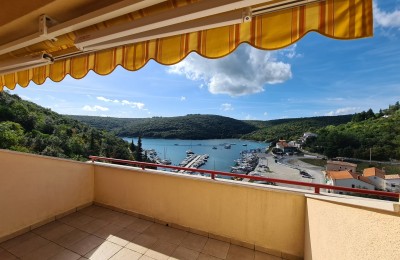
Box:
0;0;373;91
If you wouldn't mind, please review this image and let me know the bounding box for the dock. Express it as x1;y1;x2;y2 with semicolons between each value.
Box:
178;154;209;173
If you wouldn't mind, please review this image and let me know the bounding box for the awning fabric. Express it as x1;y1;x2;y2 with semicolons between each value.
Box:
0;0;373;91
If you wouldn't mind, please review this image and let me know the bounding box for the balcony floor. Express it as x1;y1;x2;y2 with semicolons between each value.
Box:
0;205;282;260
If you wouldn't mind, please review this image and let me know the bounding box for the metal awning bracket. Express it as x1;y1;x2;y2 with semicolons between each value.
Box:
39;15;58;42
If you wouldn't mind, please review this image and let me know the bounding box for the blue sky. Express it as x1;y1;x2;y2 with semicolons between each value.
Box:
8;0;400;120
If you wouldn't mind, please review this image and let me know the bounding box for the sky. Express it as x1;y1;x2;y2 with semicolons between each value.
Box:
7;0;400;121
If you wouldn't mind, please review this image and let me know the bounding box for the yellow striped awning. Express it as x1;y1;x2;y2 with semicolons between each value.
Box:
0;0;373;91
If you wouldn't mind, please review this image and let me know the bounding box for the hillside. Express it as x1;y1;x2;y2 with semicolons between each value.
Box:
70;114;258;139
0;92;131;160
304;103;400;161
71;114;353;141
243;115;353;141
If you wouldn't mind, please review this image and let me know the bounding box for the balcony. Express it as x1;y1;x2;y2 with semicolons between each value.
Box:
1;149;399;260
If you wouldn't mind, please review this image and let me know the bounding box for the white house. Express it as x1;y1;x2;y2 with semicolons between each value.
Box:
362;167;386;190
326;170;375;195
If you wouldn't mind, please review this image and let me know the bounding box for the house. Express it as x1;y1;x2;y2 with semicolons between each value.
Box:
385;174;400;192
326;170;375;194
362;167;386;190
326;160;357;173
275;140;297;154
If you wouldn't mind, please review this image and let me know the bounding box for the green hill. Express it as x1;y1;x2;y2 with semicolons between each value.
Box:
71;114;353;142
0;92;131;160
70;114;258;139
303;103;400;161
242;115;353;141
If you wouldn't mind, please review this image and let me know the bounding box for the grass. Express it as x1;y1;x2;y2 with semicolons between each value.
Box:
299;158;327;168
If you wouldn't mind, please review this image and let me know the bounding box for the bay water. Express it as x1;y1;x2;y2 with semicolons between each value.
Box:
123;138;269;173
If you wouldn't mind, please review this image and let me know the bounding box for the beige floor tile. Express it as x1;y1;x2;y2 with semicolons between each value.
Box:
254;251;282;260
22;242;64;260
0;232;37;250
226;244;254;260
96;210;125;223
169;246;199;260
111;214;137;228
126;219;153;233
94;224;125;239
162;228;187;245
49;249;81;260
78;219;109;234
0;248;18;259
139;256;155;260
126;234;158;254
197;253;221;260
55;229;90;248
109;248;142;260
202;239;230;260
142;224;170;240
145;240;178;260
59;212;96;228
68;235;105;256
180;233;208;252
7;233;49;257
107;229;140;247
33;221;74;241
85;241;122;260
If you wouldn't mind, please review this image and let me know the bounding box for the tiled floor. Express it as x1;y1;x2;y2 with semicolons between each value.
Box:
0;205;283;260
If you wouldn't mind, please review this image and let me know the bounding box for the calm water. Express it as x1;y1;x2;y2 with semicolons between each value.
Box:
123;138;269;172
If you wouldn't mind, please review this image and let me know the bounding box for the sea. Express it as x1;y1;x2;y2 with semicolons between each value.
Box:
123;138;269;173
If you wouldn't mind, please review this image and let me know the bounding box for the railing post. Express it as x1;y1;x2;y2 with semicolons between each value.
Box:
315;187;320;194
211;173;215;180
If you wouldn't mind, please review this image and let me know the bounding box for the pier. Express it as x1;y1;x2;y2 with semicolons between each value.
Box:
178;154;209;173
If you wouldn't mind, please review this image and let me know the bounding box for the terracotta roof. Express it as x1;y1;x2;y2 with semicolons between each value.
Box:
327;171;353;180
363;167;386;179
327;171;374;185
385;174;400;180
277;141;289;147
327;160;357;167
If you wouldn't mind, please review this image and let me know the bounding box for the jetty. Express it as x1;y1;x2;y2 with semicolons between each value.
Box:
178;154;209;174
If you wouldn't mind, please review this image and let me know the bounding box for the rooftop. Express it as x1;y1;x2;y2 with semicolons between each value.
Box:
386;174;400;180
1;149;399;260
363;167;386;179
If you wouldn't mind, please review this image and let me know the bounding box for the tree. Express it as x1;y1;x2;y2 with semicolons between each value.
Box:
129;139;135;153
136;135;143;161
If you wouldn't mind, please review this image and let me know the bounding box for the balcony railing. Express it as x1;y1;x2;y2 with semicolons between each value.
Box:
89;156;400;201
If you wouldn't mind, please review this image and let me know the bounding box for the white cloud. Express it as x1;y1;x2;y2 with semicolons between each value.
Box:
97;96;145;110
325;107;360;116
121;100;145;109
82;105;109;112
167;44;293;96
263;112;268;116
374;1;400;28
97;96;112;102
326;97;345;101
221;103;234;111
180;96;186;101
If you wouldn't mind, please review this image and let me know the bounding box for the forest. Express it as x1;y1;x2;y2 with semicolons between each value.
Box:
71;114;352;141
0;92;132;161
303;103;400;161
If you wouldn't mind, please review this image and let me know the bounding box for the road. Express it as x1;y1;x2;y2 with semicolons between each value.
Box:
250;153;325;190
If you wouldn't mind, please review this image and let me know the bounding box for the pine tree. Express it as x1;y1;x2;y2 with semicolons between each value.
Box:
129;139;135;153
136;135;143;161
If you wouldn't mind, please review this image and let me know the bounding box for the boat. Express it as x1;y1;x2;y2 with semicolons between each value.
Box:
212;146;217;149
186;150;194;155
242;144;247;146
161;159;172;165
224;144;231;149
